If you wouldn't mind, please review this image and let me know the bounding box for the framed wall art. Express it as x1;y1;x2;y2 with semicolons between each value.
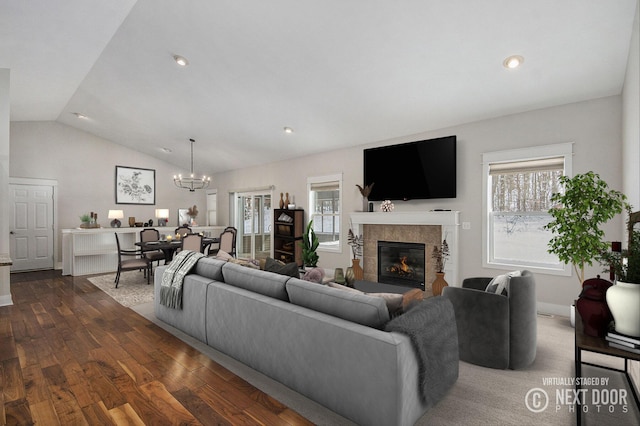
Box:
178;208;190;226
115;166;156;205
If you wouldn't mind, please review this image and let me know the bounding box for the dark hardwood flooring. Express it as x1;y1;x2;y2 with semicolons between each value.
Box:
0;270;313;425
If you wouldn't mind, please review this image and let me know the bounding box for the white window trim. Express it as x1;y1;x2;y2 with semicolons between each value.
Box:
307;173;343;253
482;142;573;276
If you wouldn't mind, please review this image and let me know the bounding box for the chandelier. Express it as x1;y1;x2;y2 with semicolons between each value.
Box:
174;138;210;191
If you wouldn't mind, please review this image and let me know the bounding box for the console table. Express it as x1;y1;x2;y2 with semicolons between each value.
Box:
575;311;640;424
62;226;225;276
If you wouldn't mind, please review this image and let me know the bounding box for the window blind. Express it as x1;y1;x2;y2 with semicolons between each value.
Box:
489;156;564;175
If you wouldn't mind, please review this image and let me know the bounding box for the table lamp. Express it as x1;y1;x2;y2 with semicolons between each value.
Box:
156;209;170;226
108;209;124;228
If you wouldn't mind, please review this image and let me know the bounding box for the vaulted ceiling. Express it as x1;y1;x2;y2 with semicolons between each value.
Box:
2;1;637;175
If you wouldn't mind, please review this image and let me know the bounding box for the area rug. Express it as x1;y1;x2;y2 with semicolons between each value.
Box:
87;270;154;307
131;304;640;426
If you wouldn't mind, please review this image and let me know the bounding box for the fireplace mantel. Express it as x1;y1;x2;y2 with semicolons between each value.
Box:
349;211;460;289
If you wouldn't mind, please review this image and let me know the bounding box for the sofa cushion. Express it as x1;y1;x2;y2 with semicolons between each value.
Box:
222;261;290;301
193;257;226;282
264;257;300;278
286;278;390;328
329;282;404;316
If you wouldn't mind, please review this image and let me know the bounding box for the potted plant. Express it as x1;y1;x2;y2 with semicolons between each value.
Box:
598;206;640;337
79;213;91;228
544;171;627;327
545;172;627;285
431;238;450;296
356;183;374;212
187;205;199;226
301;220;319;267
347;227;364;281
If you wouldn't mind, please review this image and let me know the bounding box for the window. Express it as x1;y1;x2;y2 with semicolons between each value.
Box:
482;143;572;275
308;174;342;253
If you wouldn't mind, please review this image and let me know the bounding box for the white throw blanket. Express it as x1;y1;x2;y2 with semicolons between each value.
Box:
160;250;204;309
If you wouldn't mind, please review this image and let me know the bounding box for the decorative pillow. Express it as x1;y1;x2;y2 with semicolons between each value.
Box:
402;288;425;311
302;267;325;284
215;250;234;261
368;292;404;317
485;271;521;296
264;257;300;278
228;258;260;269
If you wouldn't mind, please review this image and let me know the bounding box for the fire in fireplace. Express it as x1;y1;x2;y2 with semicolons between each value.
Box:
377;241;426;289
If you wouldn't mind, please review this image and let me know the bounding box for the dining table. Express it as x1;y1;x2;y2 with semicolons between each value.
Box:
136;236;219;264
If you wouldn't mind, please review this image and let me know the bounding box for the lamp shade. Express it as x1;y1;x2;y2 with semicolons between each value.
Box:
108;210;124;219
156;208;169;226
155;209;170;219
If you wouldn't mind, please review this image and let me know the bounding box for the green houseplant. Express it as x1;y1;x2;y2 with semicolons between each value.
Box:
598;206;640;336
599;207;640;284
301;220;319;267
544;171;627;286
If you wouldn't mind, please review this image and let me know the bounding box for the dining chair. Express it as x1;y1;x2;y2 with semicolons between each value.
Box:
140;228;165;267
217;226;237;257
175;225;192;238
181;233;204;253
114;233;151;288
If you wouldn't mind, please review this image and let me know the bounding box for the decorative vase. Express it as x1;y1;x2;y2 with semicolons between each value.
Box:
128;217;136;227
284;192;290;208
279;193;284;209
575;277;613;337
362;197;369;212
334;268;345;285
351;258;364;280
606;281;640;337
431;272;448;296
345;267;355;287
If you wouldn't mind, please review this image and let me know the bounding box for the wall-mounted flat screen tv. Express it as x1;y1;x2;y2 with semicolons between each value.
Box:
364;135;456;201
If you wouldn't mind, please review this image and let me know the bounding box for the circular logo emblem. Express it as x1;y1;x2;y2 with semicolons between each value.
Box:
525;388;549;413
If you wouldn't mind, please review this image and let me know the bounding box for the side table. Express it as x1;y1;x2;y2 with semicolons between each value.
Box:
575;311;640;424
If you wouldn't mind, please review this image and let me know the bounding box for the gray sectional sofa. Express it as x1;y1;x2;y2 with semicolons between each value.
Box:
154;257;458;426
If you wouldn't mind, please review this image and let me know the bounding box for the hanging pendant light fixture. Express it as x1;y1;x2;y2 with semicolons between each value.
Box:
174;138;210;191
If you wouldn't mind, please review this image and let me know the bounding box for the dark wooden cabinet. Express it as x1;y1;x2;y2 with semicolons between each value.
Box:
273;209;304;266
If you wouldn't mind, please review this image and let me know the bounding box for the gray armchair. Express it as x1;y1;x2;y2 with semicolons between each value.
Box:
441;270;536;369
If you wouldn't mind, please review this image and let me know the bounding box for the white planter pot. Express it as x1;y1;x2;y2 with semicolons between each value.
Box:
606;281;640;337
570;304;575;328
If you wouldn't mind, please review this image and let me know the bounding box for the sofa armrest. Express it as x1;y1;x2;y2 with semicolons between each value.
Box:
441;286;510;369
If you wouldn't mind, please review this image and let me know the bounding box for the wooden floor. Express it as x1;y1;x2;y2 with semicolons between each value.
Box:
0;270;313;425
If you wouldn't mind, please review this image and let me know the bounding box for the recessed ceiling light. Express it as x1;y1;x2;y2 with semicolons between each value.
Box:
173;55;189;67
503;55;524;69
284;127;294;134
73;112;88;119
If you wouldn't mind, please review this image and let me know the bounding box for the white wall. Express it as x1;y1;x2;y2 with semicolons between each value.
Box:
213;95;625;314
10;121;207;264
0;69;11;305
623;0;640;211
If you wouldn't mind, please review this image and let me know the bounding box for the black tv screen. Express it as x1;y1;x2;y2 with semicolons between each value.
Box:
364;136;456;201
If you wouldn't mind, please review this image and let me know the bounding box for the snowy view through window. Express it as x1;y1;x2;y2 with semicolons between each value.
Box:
490;167;563;269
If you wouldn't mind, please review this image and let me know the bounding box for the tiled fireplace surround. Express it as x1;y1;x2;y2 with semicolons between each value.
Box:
349;211;460;292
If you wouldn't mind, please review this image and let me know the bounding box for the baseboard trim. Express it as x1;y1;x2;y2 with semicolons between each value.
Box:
537;301;570;317
0;294;13;307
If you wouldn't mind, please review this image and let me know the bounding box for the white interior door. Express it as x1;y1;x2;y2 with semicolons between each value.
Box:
234;191;272;260
9;184;54;271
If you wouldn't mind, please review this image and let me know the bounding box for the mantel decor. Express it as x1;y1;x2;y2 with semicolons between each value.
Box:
115;165;156;205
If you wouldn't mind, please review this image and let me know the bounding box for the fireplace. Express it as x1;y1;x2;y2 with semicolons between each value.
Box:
377;241;426;289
